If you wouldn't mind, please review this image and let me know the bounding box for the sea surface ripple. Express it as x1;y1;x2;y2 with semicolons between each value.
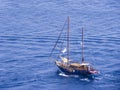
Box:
0;0;120;90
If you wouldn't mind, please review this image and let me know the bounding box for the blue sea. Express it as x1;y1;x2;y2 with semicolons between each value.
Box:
0;0;120;90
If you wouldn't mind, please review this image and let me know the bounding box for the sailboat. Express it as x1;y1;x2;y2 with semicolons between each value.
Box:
50;16;98;75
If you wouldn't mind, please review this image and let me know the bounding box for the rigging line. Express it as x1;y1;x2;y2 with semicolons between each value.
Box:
60;31;66;51
56;31;67;60
49;18;67;57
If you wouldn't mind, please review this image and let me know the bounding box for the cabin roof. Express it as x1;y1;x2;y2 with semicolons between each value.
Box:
70;63;81;67
70;62;90;67
81;63;90;66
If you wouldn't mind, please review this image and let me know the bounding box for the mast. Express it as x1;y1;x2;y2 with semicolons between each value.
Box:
67;16;70;60
82;27;84;62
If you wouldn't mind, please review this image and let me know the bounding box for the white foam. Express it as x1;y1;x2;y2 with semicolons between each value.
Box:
59;73;69;77
80;78;90;82
59;73;79;78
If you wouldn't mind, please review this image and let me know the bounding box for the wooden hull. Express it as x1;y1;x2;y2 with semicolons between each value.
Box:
57;65;91;75
55;61;97;75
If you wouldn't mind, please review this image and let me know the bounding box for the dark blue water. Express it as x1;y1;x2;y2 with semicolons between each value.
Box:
0;0;120;90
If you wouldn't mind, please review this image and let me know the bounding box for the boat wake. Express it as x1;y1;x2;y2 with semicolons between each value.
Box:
58;72;96;82
59;72;79;78
80;78;90;82
59;72;69;77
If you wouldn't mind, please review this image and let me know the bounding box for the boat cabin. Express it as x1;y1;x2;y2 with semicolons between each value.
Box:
70;62;94;71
